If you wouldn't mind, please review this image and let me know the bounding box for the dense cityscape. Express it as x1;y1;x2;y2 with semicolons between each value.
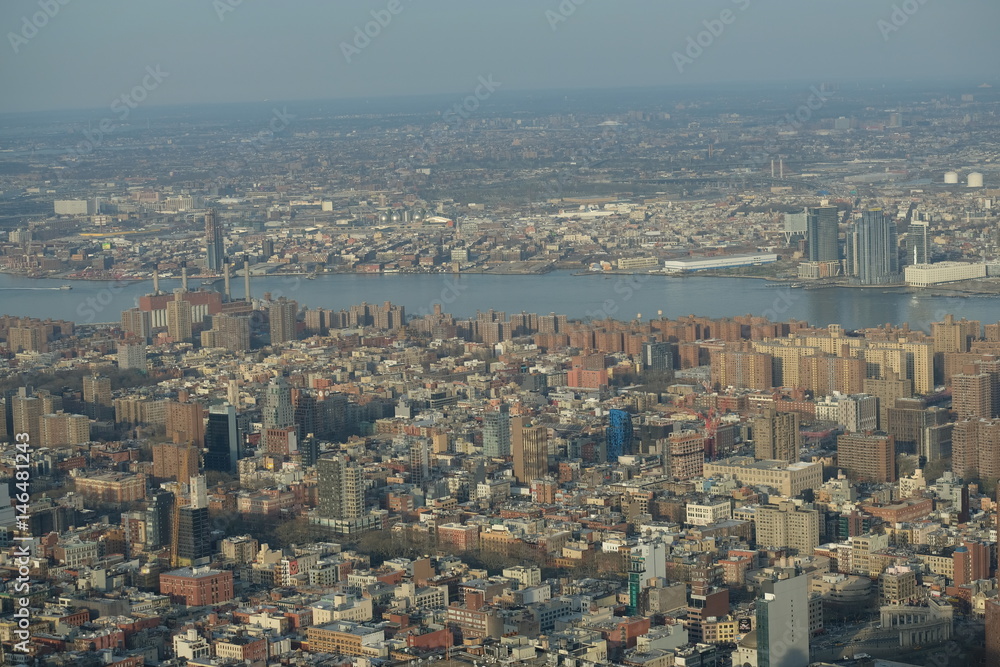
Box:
3;3;1000;667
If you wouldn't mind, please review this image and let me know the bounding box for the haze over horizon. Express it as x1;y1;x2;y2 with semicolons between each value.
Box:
2;0;998;114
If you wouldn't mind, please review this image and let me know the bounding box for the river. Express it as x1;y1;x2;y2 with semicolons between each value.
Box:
0;271;997;332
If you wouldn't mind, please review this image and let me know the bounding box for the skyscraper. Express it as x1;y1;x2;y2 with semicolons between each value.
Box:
10;394;44;443
175;476;211;567
167;290;194;343
483;403;511;457
121;308;151;342
166;400;205;447
83;375;112;420
512;416;548;484
952;369;992;420
117;342;147;370
642;341;673;371
407;437;430;486
845;209;900;285
806;206;839;262
152;441;200;484
146;490;174;550
606;409;634;462
269;297;298;345
757;574;810;667
205;404;241;473
203;313;251;352
317;455;364;520
205;208;224;272
907;219;930;265
262;378;294;430
753;410;800;462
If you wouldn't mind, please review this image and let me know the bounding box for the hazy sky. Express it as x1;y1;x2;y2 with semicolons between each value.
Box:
1;0;997;113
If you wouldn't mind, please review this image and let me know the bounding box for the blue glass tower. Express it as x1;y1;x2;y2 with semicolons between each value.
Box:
606;409;634;462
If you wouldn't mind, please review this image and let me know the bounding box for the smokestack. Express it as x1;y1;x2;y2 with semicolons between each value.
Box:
243;258;251;301
223;259;232;301
153;269;160;295
771;160;775;178
780;158;784;179
181;263;188;292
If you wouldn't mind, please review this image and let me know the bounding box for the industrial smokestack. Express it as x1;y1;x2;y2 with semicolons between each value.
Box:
223;259;232;301
780;159;784;179
181;263;188;292
771;160;775;178
153;269;160;295
243;258;251;301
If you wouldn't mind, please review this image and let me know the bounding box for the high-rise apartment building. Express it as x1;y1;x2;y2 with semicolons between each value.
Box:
806;206;839;262
204;208;224;272
152;442;200;484
166;401;205;447
483;403;511;457
755;501;820;555
317;456;364;520
117;342;147;370
845;209;900;285
512;416;548;484
836;432;896;482
262;378;294;430
952;419;1000;481
166;290;194;343
952;369;992;420
753;410;800;462
40;412;90;448
642;341;673;371
83;375;112;420
12;392;42;447
907;219;930;265
269;297;298;345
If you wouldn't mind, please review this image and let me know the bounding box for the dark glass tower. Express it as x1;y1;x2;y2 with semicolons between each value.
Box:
606;409;634;462
806;206;840;262
205;404;241;473
205;209;224;272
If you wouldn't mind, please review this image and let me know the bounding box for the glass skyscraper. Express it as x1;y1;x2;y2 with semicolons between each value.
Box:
845;209;900;285
205;404;241;473
606;409;634;462
806;206;840;262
